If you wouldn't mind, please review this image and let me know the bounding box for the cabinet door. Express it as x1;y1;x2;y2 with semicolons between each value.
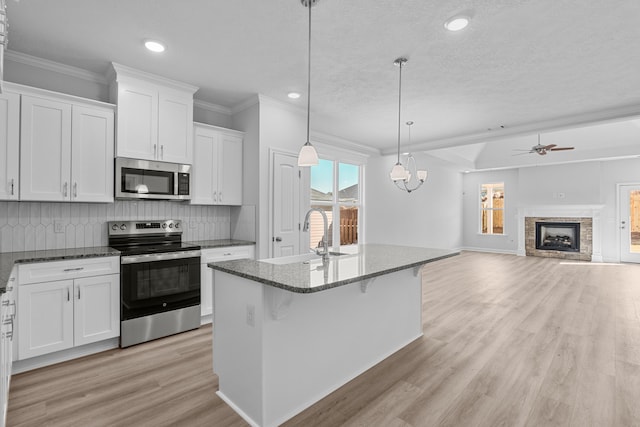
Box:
158;88;193;164
71;105;115;202
219;134;243;206
74;274;119;346
20;95;72;201
18;280;74;359
116;82;158;160
191;126;217;205
200;263;213;317
0;90;19;200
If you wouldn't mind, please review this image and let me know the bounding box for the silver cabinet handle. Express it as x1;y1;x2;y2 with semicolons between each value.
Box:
219;191;223;203
154;144;157;158
63;182;68;197
10;178;14;195
73;182;78;198
213;191;217;203
63;267;84;272
67;287;70;302
161;145;164;159
77;287;81;300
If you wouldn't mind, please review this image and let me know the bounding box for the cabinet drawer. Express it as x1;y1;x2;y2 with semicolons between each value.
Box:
18;256;120;285
201;245;254;263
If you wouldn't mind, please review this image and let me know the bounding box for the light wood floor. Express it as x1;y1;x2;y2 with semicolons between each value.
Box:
7;251;640;426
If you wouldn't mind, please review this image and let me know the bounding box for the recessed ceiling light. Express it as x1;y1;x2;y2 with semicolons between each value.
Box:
288;92;301;99
144;40;166;53
444;16;470;32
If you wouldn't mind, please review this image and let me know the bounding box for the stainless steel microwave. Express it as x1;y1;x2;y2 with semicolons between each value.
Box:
115;157;191;201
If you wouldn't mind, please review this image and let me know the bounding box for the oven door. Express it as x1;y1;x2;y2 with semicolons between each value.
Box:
120;251;201;321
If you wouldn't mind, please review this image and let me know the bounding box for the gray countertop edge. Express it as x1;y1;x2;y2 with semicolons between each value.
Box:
209;251;460;294
0;239;256;294
0;247;122;294
186;239;256;249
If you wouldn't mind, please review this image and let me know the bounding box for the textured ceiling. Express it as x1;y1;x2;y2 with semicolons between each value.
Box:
5;0;640;153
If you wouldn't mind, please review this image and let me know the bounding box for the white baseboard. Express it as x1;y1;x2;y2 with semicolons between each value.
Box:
12;338;119;374
460;246;518;255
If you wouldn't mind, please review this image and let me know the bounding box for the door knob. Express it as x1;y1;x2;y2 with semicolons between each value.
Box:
274;237;282;242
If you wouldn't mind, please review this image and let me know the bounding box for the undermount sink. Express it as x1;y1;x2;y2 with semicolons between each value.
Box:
261;251;349;265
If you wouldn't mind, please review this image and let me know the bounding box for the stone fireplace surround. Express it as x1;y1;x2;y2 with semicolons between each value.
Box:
517;205;604;262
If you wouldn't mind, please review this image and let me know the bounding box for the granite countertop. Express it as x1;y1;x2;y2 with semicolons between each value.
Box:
0;246;121;293
208;244;459;293
187;239;255;249
0;240;255;293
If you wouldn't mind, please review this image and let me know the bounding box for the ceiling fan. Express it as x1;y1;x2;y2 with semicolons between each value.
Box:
513;135;575;156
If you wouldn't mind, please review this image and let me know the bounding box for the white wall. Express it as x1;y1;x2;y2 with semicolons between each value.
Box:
365;153;463;250
461;158;640;261
5;57;109;101
231;101;261;248
462;169;519;253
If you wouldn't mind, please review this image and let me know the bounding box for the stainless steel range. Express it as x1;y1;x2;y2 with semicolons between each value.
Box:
108;219;201;347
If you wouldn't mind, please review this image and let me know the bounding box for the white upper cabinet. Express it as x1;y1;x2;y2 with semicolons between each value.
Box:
192;123;243;206
108;63;197;164
0;88;19;200
19;87;115;203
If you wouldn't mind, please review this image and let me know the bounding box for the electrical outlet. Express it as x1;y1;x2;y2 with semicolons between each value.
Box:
246;304;255;327
54;220;65;233
558;192;565;199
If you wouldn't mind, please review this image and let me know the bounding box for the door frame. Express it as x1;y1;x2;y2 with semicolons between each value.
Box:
268;148;309;259
617;182;640;263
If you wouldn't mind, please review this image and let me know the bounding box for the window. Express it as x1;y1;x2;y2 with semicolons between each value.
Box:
309;159;361;250
480;183;504;235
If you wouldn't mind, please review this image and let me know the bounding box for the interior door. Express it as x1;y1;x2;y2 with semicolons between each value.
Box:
272;152;301;257
620;184;640;263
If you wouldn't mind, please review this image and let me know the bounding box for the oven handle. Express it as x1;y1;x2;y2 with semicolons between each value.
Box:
121;250;201;264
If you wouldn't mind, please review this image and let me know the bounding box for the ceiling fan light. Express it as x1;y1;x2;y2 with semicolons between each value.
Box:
298;142;319;166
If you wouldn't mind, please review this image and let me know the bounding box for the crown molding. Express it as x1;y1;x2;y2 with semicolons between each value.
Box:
107;62;198;94
193;99;231;115
311;131;379;157
230;94;260;115
380;103;640;156
5;50;108;85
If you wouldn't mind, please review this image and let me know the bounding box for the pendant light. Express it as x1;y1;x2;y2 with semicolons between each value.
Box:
297;0;319;167
389;57;427;193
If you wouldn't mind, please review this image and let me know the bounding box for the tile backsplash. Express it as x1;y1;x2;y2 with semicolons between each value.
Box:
0;200;231;253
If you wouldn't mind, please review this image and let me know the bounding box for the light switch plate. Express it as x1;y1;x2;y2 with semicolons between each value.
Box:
54;220;65;233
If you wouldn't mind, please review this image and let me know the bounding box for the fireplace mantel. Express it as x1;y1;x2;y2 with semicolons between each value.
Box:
517;204;605;261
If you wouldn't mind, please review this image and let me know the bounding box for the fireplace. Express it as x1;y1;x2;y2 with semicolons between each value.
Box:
535;222;580;252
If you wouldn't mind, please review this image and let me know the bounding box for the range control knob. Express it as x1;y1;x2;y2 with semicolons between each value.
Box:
111;224;119;231
120;224;127;231
175;222;180;229
162;223;167;229
169;223;174;228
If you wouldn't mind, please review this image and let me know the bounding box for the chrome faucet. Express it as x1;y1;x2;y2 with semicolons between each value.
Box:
302;208;329;261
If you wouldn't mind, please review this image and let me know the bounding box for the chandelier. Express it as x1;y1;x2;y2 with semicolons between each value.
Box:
389;58;427;193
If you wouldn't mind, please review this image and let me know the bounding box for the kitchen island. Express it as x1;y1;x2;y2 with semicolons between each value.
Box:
208;244;458;427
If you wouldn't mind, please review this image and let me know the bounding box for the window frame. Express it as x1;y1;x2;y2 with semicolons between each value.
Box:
479;182;505;235
309;157;363;251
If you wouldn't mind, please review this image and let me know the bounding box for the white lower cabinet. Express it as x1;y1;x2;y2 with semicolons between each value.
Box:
17;257;120;361
1;271;16;427
200;245;254;320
